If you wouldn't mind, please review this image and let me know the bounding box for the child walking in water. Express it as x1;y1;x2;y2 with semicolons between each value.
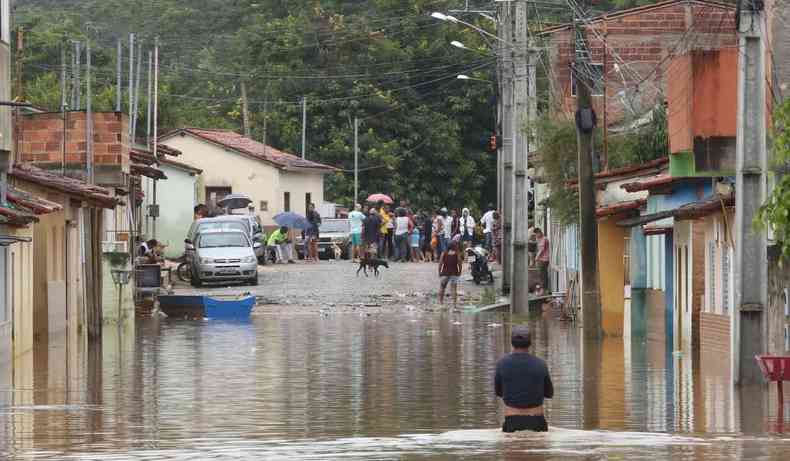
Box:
439;240;463;307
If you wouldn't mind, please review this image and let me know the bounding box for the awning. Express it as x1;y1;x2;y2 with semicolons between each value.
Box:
616;193;734;228
131;164;167;180
617;210;674;227
596;199;646;218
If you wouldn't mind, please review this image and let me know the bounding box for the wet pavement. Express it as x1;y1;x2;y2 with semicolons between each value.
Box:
177;259;498;313
1;262;789;460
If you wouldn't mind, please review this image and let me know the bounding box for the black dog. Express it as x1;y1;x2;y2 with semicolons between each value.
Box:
356;257;390;277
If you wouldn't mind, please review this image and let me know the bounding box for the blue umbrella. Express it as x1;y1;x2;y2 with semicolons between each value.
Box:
273;212;311;230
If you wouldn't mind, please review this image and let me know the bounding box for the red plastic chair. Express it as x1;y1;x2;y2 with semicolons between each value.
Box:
756;355;790;417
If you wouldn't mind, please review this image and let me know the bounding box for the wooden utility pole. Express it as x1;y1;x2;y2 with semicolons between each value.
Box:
511;0;531;313
733;0;768;385
602;20;609;171
574;3;602;339
241;79;251;138
128;33;135;142
499;0;514;296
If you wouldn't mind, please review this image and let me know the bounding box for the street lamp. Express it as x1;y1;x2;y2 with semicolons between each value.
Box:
450;40;467;50
430;11;501;42
111;269;132;322
457;74;492;83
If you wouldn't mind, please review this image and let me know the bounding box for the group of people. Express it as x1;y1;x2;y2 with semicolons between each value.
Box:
348;201;503;264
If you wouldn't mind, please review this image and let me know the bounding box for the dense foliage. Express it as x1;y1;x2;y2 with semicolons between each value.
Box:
536;104;668;225
14;0;501;210
758;98;790;259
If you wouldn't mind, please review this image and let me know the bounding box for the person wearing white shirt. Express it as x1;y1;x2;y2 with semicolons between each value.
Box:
481;205;496;251
459;208;476;250
349;204;366;262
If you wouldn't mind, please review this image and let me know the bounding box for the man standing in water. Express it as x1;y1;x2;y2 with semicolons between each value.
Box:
495;326;553;432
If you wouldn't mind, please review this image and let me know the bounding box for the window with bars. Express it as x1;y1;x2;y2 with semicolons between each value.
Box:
721;247;730;314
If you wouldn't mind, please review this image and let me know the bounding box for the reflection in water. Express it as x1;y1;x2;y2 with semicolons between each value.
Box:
0;312;788;460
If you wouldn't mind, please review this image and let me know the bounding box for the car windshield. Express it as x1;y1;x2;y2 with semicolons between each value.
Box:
320;220;349;233
199;221;248;234
198;233;250;248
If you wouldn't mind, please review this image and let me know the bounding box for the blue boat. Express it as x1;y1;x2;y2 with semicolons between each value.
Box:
157;294;255;320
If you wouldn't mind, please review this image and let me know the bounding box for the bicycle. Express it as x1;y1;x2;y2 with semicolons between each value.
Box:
175;255;191;283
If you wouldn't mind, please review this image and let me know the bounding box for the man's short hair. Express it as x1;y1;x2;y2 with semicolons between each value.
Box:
511;326;532;349
146;239;159;248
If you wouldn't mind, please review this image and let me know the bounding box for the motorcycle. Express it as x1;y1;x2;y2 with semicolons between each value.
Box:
467;246;494;285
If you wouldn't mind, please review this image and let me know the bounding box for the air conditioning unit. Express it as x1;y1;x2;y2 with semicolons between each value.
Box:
102;241;129;253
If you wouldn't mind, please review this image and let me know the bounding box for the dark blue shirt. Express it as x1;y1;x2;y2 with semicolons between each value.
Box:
494;352;554;409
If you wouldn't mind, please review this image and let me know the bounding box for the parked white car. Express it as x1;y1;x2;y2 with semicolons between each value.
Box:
188;230;260;287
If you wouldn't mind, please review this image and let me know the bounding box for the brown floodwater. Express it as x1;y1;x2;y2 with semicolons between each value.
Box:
1;311;789;460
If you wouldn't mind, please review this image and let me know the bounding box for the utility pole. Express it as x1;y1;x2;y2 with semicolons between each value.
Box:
262;100;269;146
128;33;135;143
354;116;359;205
15;28;23;101
146;51;152;149
241;79;251;138
61;42;67;176
132;40;143;143
152;38;159;239
733;0;768;385
511;0;530;314
301;96;307;159
498;0;514;296
574;2;602;339
73;41;81;110
86;40;93;184
116;39;122;112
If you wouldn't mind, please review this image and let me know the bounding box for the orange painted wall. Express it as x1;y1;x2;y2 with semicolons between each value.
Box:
598;219;626;337
692;49;738;138
668;54;693;154
667;50;738;154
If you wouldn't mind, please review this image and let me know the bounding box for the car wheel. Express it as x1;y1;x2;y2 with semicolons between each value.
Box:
191;273;203;288
250;274;259;286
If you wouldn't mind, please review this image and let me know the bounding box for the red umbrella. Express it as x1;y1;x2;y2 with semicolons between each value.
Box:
366;193;393;204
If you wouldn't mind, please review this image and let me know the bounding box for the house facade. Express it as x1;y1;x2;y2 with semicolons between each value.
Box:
0;0;13;370
136;155;202;259
159;128;336;227
539;0;736;125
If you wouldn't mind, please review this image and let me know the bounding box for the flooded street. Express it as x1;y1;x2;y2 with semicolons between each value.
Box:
1;263;789;460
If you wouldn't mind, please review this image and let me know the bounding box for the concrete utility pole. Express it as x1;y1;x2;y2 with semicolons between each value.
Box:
132;40;143;142
116;39;122;112
301;96;307;159
511;0;530;314
574;3;602;339
241;79;251;138
86;40;93;184
72;41;81;110
128;33;135;143
354;116;359;205
498;0;514;296
152;38;159;239
733;0;768;385
146;51;152;149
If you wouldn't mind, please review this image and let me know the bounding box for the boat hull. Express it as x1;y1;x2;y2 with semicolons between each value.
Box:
158;295;255;320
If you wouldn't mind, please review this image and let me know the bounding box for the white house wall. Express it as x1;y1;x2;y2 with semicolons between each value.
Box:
157;164;199;258
279;170;325;217
160;135;282;225
161;134;326;225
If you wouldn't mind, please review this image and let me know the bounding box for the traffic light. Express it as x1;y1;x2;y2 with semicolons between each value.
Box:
488;134;497;152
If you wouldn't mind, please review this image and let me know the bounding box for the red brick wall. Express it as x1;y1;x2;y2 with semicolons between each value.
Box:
545;2;737;123
18;112;130;170
700;311;731;356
